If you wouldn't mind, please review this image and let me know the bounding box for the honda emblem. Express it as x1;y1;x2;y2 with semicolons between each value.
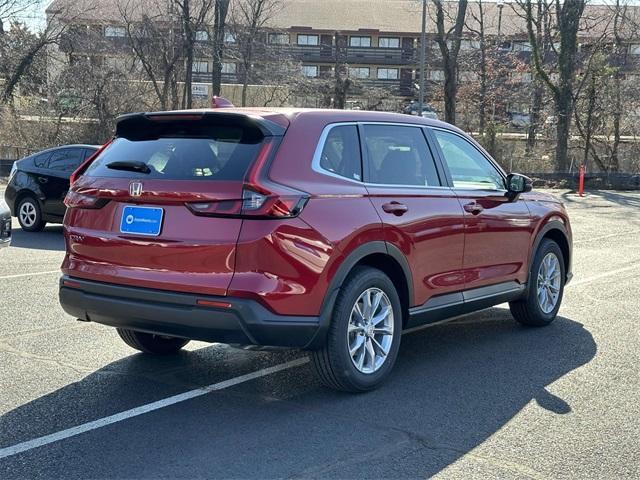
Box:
129;181;143;197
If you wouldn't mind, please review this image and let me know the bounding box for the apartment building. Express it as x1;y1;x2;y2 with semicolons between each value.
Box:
46;0;640;104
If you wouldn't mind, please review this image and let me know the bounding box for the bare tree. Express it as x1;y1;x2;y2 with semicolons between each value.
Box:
465;1;488;135
211;0;230;96
432;0;468;124
525;0;547;152
118;0;183;110
0;0;41;34
174;0;214;108
1;11;67;103
517;0;586;172
230;0;280;106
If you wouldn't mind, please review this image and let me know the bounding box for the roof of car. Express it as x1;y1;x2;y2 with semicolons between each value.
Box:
116;108;462;136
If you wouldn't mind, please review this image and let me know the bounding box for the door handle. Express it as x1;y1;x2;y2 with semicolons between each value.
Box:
37;176;48;184
463;202;484;215
382;202;408;216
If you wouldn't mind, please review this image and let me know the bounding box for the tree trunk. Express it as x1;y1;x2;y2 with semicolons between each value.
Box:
582;75;597;171
554;91;572;172
211;0;230;96
527;78;543;152
611;72;621;172
478;43;487;136
443;63;457;124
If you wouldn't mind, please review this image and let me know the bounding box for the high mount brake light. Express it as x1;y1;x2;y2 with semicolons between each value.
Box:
146;114;204;121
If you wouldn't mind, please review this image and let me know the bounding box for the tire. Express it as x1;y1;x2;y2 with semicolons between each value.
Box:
311;266;403;392
17;196;45;232
510;239;565;327
116;328;190;355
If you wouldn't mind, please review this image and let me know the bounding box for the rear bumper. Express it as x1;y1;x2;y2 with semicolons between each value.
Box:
59;276;327;349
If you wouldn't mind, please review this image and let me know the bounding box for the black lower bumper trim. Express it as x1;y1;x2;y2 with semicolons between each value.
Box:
59;276;323;349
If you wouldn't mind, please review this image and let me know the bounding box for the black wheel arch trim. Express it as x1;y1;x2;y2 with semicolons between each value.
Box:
529;219;572;288
308;241;414;349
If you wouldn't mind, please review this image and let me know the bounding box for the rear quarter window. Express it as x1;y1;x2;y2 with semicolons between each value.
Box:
85;127;262;181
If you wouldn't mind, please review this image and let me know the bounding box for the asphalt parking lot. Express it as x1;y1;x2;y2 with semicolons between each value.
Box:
0;189;639;479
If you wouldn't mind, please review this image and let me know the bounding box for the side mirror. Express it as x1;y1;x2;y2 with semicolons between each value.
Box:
506;173;532;199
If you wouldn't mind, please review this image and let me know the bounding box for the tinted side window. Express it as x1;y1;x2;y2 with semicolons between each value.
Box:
363;125;440;186
48;148;85;173
33;152;52;168
433;130;505;190
318;125;362;181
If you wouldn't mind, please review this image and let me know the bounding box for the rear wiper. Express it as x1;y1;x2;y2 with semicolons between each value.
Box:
106;161;151;174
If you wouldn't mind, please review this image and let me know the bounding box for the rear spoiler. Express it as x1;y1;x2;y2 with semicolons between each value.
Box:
115;110;286;140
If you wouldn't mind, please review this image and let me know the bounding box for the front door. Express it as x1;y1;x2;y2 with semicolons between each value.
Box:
430;129;533;290
362;123;466;308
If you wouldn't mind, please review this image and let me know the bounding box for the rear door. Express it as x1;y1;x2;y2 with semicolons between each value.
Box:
40;148;85;217
63;116;273;296
362;123;466;308
430;128;533;290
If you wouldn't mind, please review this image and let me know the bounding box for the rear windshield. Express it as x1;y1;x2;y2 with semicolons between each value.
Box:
85;126;263;180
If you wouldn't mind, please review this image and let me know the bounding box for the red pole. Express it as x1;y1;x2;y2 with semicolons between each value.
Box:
578;165;585;197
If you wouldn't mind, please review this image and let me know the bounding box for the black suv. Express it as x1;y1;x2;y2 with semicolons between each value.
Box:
4;145;98;231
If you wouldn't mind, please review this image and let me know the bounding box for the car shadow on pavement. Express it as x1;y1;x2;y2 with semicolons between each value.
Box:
0;308;596;479
8;225;64;251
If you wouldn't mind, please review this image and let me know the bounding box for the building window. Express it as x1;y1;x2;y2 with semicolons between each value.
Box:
104;26;126;37
192;61;209;73
429;70;445;81
221;62;236;74
195;30;209;41
104;56;128;71
460;39;480;50
268;33;290;45
224;31;236;43
629;44;640;55
349;67;370;79
510;72;532;83
498;41;512;52
302;65;318;77
379;37;400;48
459;71;478;82
297;34;319;46
350;36;371;47
513;41;532;52
377;68;398;80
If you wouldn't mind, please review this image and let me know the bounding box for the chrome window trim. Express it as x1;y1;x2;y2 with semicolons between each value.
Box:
312;121;454;190
429;126;508;192
311;122;363;184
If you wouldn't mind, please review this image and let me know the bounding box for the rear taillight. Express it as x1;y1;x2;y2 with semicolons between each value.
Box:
186;138;309;219
64;191;108;209
69;138;113;186
186;186;308;219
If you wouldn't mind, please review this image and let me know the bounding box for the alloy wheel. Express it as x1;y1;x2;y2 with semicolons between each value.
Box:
19;201;37;228
537;252;561;314
347;287;394;374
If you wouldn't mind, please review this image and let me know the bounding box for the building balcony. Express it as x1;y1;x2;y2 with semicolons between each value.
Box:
267;44;416;66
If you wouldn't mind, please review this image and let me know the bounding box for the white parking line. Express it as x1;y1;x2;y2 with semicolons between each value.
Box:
0;262;637;461
568;263;639;287
0;357;309;460
0;270;60;280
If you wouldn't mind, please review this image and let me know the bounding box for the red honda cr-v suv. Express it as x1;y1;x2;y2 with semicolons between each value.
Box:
59;107;572;392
